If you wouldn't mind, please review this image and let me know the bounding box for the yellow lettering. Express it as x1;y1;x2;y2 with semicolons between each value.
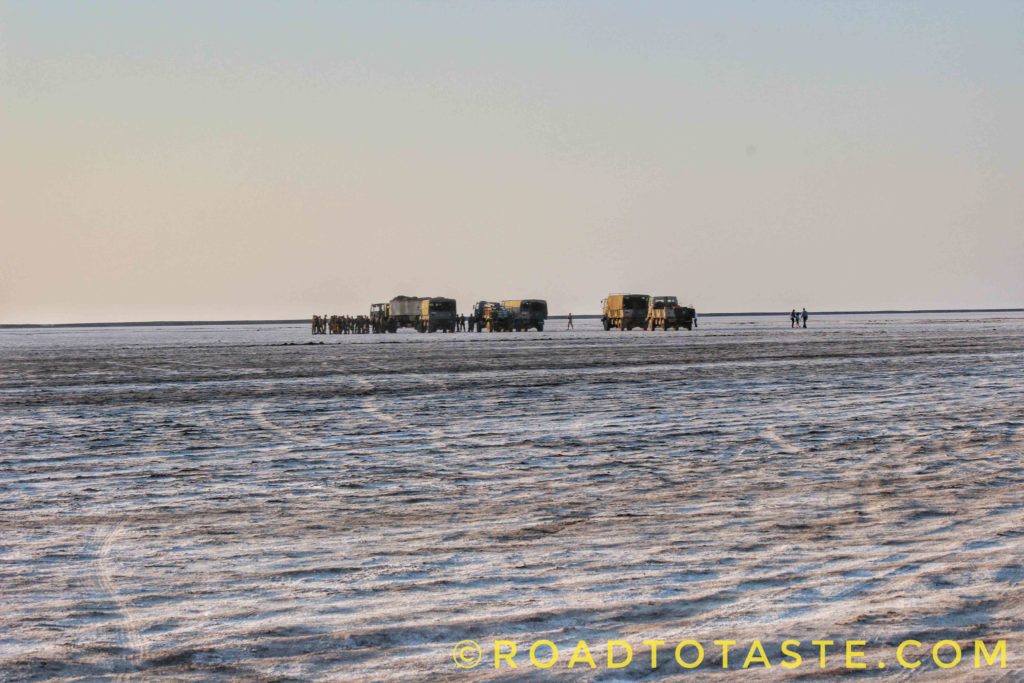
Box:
494;640;517;669
529;640;558;669
714;640;737;668
933;640;961;669
743;640;772;668
567;640;595;669
846;640;867;669
780;640;803;669
812;640;834;668
896;640;922;669
974;640;1006;669
607;640;633;669
644;639;665;669
674;640;704;669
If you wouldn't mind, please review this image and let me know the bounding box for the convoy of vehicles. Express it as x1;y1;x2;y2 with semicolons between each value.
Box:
333;293;697;334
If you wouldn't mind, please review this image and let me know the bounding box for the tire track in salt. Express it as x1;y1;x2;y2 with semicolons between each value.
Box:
91;523;147;681
250;403;334;448
760;425;802;454
358;361;446;442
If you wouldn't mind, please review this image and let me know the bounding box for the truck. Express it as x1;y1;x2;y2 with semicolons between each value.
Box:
369;302;397;333
471;301;514;332
647;296;696;331
601;294;650;331
369;296;457;333
501;299;548;331
388;295;422;330
418;297;457;333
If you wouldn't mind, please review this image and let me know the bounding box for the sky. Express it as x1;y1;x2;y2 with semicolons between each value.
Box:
2;1;1022;323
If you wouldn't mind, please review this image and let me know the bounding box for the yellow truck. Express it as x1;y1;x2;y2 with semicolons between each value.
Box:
601;294;650;331
501;299;548;331
418;297;457;333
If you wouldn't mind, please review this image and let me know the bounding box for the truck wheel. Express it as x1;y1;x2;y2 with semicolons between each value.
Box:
536;322;543;332
602;318;611;331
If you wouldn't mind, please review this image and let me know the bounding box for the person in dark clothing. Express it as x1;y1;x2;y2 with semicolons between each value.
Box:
801;308;808;328
790;309;797;328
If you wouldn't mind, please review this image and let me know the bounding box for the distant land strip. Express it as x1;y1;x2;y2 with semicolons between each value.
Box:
2;308;1022;329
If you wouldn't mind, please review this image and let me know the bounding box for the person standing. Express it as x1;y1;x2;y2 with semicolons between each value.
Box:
790;309;797;328
801;308;808;328
567;312;574;330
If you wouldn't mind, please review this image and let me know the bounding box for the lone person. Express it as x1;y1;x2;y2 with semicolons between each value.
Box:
801;308;808;328
567;312;574;330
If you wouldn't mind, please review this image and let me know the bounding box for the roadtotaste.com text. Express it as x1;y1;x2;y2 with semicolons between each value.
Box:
451;638;1008;672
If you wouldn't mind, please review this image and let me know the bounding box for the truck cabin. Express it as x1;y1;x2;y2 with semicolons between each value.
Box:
519;300;548;317
651;296;678;309
429;299;455;313
623;295;650;311
370;303;387;315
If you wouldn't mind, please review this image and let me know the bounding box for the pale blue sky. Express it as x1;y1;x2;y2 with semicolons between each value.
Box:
2;1;1022;322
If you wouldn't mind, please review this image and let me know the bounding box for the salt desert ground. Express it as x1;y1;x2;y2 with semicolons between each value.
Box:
1;313;1022;680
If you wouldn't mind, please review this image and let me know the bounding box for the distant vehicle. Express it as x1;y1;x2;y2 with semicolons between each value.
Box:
676;302;696;330
369;302;397;333
647;295;695;331
502;299;548;331
472;301;514;332
601;294;650;331
368;296;457;333
388;295;422;331
418;297;457;333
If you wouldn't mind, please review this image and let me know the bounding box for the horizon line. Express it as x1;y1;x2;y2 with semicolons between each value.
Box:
2;307;1022;329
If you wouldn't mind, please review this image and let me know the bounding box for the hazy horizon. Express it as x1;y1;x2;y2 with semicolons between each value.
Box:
3;1;1023;324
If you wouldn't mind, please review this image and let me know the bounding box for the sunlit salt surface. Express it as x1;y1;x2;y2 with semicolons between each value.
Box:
1;313;1022;680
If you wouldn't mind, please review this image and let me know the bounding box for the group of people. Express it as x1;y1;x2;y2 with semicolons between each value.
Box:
312;313;478;334
790;308;809;328
311;314;372;335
